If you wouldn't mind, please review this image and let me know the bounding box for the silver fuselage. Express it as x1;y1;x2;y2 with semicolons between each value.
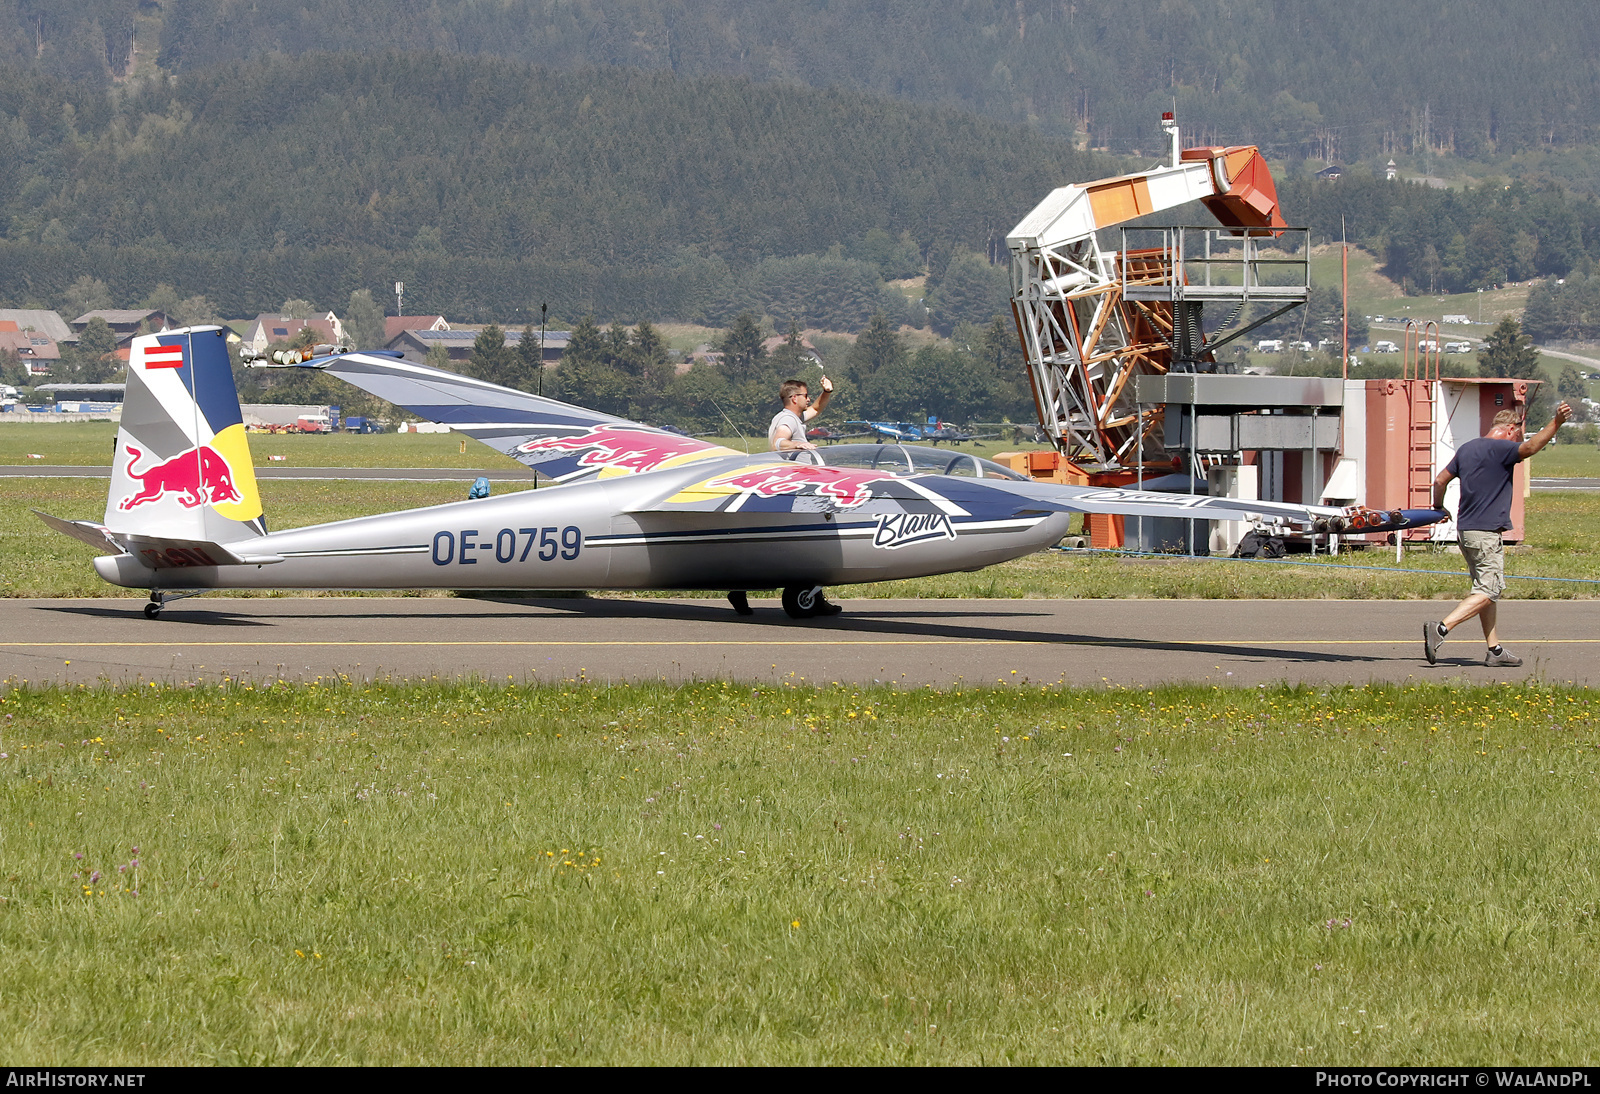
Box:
94;454;1073;592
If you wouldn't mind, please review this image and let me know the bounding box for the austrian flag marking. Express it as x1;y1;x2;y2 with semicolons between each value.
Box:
144;344;185;369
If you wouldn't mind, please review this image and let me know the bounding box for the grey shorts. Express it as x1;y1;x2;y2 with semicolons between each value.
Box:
1459;529;1506;601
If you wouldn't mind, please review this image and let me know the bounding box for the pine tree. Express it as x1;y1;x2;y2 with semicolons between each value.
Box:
552;316;628;414
847;312;905;386
470;324;513;383
503;325;544;394
769;322;809;379
1478;317;1551;423
606;321;643;380
717;312;768;385
1478;318;1540;380
629;320;674;419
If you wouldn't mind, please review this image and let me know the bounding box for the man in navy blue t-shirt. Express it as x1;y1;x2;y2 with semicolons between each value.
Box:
1423;400;1572;667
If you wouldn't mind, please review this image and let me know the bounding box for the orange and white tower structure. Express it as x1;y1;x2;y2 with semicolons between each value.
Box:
1006;113;1298;469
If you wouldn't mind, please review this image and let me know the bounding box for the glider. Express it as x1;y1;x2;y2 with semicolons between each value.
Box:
36;328;1444;618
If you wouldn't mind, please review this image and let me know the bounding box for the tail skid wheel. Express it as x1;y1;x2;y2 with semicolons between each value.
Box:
143;589;206;619
782;585;827;619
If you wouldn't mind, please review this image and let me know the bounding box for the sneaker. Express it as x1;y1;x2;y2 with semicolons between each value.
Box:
1423;621;1445;665
727;590;754;616
1485;647;1523;668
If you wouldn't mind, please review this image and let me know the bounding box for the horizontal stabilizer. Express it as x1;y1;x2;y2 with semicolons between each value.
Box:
117;535;282;571
32;510;122;555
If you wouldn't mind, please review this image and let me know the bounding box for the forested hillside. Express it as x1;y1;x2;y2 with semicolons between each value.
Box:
0;55;1083;323
8;48;1600;331
1282;173;1600;295
4;0;1598;161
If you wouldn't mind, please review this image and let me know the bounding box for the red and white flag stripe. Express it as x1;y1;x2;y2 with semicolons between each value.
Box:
144;344;185;369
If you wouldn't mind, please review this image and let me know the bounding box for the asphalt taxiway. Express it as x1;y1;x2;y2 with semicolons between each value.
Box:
1;597;1594;688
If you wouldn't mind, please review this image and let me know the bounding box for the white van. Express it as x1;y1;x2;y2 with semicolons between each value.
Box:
1256;339;1283;353
1372;340;1399;354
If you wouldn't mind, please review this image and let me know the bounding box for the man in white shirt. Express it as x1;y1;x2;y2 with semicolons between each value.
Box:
767;376;833;451
732;375;837;617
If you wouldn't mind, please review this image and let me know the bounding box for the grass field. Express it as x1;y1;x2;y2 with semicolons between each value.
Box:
1306;246;1532;331
2;680;1597;1065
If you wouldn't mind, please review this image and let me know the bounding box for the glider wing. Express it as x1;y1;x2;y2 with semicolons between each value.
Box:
273;351;740;484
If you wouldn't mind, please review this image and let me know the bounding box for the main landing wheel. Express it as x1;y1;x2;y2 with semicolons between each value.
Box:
782;585;841;619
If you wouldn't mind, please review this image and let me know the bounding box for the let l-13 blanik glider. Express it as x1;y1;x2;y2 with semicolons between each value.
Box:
37;327;1443;619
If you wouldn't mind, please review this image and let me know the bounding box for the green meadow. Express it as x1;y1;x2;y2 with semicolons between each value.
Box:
2;680;1597;1065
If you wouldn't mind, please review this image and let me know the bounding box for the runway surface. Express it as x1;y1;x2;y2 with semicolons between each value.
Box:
1;597;1595;688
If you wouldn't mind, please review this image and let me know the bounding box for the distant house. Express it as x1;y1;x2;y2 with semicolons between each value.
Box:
244;312;346;353
1315;164;1345;181
0;320;61;375
387;327;571;365
384;315;449;344
0;309;74;344
71;309;171;344
1386;159;1399;181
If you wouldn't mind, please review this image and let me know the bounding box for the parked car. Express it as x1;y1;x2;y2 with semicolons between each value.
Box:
1256;339;1284;353
1444;341;1474;354
1373;340;1400;354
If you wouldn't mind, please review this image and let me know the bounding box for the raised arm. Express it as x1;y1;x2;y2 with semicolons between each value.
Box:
803;375;833;422
1519;402;1574;460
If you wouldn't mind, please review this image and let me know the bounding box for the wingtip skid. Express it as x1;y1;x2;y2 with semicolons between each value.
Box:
1322;507;1448;535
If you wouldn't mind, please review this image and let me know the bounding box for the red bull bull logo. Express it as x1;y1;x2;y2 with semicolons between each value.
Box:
707;465;898;509
118;444;242;511
515;426;712;473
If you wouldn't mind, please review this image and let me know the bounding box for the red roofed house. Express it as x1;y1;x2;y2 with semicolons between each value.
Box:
0;319;61;375
384;315;449;344
244;312;347;353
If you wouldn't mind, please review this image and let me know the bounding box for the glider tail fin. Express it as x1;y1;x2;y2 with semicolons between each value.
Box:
105;327;266;541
